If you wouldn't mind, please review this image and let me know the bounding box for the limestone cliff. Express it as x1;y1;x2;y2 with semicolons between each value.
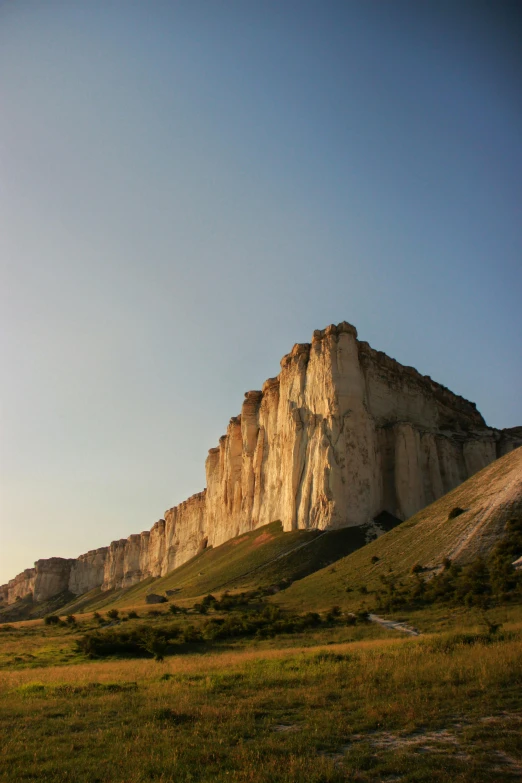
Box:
5;558;74;604
3;322;521;605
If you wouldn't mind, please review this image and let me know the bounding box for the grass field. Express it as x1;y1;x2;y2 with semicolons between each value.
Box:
1;617;521;782
1;592;522;782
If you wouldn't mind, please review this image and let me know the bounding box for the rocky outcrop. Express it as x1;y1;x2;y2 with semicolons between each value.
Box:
203;323;518;542
145;593;167;604
68;547;108;595
3;322;521;606
5;558;74;604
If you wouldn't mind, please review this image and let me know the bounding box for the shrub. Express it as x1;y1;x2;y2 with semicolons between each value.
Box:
371;556;380;564
140;630;168;663
107;609;119;620
127;610;139;619
152;708;193;724
182;625;203;644
313;651;350;664
44;615;60;626
325;605;342;622
482;615;502;636
66;615;76;625
201;594;218;609
369;518;522;612
448;507;465;520
76;624;178;659
302;612;321;627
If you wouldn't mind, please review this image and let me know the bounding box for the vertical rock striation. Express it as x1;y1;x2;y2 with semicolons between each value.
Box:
5;558;74;604
3;322;521;605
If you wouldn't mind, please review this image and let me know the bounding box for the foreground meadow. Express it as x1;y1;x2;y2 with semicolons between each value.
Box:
1;621;521;783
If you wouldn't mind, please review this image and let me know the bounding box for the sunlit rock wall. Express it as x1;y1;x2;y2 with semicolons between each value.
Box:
4;321;521;604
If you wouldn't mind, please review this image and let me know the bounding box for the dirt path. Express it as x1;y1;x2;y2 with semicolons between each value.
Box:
368;613;420;636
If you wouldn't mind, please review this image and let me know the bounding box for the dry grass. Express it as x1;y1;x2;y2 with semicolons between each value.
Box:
1;623;521;782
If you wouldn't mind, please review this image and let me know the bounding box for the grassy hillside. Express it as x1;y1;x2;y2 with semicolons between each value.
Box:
57;519;387;615
277;447;522;614
0;591;77;624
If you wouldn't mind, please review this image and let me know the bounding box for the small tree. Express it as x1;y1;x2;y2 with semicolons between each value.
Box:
326;605;342;623
482;614;502;636
107;609;119;620
140;631;168;663
201;594;218;610
44;615;60;626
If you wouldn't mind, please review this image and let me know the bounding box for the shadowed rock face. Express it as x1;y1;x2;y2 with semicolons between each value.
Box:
3;322;521;605
6;558;74;604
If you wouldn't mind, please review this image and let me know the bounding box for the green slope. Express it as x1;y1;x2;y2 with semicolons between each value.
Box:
0;591;77;623
60;518;388;614
276;447;522;613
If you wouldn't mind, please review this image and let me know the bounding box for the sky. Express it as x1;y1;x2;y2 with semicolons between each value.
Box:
1;0;521;585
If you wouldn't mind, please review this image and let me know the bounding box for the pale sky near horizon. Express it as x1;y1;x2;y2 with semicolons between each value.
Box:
1;1;521;585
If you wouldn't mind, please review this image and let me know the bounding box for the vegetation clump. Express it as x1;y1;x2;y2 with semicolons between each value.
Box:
75;593;364;660
373;519;522;611
448;507;466;519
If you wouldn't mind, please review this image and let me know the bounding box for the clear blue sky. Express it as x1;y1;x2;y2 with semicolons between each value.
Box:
1;1;521;584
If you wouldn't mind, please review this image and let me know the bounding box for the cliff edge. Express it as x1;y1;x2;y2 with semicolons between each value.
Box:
2;322;520;607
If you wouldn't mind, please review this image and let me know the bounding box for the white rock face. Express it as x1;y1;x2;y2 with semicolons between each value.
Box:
203;323;516;542
5;559;73;604
69;548;108;595
3;322;521;604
